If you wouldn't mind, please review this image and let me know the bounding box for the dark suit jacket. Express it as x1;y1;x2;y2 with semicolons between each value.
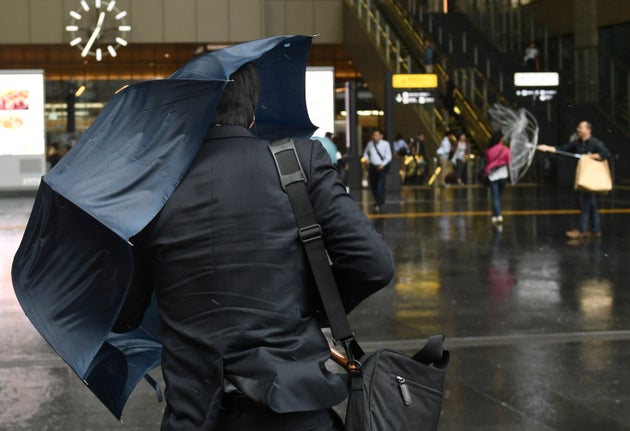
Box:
120;125;394;430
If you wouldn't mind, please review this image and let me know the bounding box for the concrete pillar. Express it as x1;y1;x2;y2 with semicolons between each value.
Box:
573;0;598;103
345;81;362;195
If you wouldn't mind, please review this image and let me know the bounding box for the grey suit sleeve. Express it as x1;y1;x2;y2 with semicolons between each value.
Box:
302;139;395;312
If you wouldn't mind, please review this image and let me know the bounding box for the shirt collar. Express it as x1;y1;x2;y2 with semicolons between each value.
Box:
204;125;257;141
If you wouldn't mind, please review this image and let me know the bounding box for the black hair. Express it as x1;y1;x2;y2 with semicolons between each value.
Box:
488;130;504;148
211;62;259;128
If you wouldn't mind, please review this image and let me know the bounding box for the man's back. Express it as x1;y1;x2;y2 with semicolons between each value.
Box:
132;124;394;429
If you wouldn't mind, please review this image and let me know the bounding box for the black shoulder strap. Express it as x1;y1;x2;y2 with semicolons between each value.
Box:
268;138;364;362
371;141;386;164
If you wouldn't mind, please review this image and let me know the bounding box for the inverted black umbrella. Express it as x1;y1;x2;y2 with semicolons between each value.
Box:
12;35;317;420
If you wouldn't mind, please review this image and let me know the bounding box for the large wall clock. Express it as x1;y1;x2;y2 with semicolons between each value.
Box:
66;0;131;61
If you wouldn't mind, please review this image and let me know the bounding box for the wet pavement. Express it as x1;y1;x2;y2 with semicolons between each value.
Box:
2;184;630;430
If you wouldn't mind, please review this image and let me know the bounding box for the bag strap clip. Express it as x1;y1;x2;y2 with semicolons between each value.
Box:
298;224;323;244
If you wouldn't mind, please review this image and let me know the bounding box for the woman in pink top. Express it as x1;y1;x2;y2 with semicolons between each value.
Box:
484;131;512;223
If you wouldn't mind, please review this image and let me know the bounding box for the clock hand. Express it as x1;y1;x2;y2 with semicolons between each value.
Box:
96;11;105;27
81;26;101;57
81;12;106;57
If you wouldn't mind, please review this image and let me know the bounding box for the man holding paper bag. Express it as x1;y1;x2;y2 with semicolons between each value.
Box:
538;121;611;239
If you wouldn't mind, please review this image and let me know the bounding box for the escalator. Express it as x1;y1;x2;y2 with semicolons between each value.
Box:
342;0;494;157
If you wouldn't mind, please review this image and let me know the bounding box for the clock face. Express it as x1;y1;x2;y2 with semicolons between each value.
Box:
66;0;131;61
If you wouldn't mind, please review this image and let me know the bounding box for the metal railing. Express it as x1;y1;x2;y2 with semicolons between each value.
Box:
347;0;412;74
385;0;512;148
346;0;447;146
451;0;561;71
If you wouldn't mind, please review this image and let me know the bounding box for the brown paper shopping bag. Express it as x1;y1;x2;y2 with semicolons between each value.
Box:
574;156;612;193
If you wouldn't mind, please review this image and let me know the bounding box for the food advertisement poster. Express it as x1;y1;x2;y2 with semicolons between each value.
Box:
0;71;45;156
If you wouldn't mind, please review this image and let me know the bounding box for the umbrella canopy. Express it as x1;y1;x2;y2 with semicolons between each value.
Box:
488;103;539;184
12;35;316;420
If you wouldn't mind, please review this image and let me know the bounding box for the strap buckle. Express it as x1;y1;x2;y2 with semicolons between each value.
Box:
268;139;307;191
298;224;323;244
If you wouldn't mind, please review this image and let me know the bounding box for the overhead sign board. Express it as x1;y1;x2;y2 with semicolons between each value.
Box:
514;72;560;102
395;91;436;105
514;72;559;87
515;89;557;101
392;73;438;89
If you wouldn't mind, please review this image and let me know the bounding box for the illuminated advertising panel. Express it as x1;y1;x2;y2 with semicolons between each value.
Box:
305;67;335;137
0;70;46;190
0;71;45;155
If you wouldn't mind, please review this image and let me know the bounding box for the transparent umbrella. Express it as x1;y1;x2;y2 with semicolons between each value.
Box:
488;103;539;184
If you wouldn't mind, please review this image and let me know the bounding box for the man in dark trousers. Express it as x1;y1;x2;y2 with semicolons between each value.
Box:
362;128;392;213
114;63;394;430
538;121;611;238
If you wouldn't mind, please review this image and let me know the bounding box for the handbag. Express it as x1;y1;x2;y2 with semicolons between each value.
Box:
269;139;449;431
574;155;612;193
343;339;448;431
487;165;508;182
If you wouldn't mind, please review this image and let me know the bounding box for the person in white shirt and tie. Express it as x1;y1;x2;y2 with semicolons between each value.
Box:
362;128;392;213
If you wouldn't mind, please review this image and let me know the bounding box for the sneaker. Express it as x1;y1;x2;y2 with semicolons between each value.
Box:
496;215;503;223
374;205;382;214
565;229;582;239
491;216;498;224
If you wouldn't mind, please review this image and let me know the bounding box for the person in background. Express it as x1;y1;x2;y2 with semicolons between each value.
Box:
412;132;427;160
442;75;456;125
436;131;453;187
538;121;611;238
452;133;469;185
312;131;341;168
362;128;392;213
424;39;436;73
523;41;540;72
46;142;61;169
485;131;511;224
411;132;428;183
393;133;410;183
393;133;409;158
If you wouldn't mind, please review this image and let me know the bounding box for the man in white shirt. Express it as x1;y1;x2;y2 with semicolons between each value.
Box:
362;129;392;213
436;132;453;187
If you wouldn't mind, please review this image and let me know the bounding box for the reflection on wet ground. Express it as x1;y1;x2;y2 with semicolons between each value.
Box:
2;184;630;430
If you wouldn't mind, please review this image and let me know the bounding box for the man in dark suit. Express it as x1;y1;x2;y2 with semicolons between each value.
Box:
115;63;394;430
